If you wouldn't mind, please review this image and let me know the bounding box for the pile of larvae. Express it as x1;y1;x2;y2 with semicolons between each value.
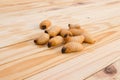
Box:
34;20;95;53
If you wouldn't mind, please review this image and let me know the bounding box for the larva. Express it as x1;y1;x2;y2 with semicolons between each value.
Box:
48;36;64;47
69;29;83;36
60;29;72;37
69;28;95;43
34;33;50;45
68;24;81;29
82;29;95;44
45;26;61;38
64;35;85;43
40;20;51;29
61;42;84;53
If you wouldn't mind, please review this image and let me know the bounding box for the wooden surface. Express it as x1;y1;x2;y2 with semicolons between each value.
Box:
0;0;120;80
86;60;120;80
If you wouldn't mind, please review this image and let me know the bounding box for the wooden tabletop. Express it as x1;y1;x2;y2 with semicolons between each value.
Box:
0;0;120;80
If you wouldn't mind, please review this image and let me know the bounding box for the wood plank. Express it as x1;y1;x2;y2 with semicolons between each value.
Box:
0;20;118;80
0;0;120;80
86;60;120;80
0;16;119;66
0;0;120;48
0;0;118;13
25;36;120;80
0;25;119;80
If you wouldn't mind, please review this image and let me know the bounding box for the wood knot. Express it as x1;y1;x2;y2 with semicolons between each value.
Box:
104;65;117;75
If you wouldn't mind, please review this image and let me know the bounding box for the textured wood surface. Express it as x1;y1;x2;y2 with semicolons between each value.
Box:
86;60;120;80
0;0;120;80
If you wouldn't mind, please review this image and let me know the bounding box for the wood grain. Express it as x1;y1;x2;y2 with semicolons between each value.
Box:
0;0;120;80
0;17;119;66
86;60;120;80
0;25;119;80
26;44;120;80
0;0;120;48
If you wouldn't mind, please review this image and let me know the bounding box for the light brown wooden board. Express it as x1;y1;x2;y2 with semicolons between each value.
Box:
86;59;120;80
0;0;120;48
0;0;120;80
